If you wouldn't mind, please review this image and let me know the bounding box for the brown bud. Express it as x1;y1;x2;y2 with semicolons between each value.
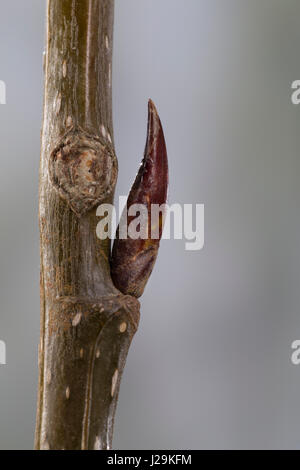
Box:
110;100;168;298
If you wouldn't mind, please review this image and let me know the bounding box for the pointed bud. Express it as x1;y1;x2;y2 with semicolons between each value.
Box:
111;100;168;298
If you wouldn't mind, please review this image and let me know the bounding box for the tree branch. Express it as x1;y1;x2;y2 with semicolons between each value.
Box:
36;0;168;451
35;0;140;451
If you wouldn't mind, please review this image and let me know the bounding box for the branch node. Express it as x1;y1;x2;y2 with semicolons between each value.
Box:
49;128;118;217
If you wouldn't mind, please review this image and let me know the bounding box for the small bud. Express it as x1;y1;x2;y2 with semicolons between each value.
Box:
111;100;168;298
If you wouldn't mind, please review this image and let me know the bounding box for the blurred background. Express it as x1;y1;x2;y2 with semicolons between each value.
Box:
0;0;300;450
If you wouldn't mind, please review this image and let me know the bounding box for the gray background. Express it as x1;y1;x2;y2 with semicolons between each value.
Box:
0;0;300;450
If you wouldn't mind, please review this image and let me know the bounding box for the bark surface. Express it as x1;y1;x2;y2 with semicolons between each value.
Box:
35;0;140;451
